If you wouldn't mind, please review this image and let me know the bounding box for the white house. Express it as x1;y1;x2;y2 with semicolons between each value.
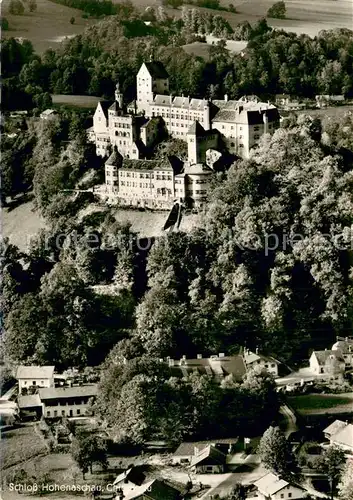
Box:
332;337;353;369
309;350;345;376
16;366;55;392
243;349;281;377
252;472;306;500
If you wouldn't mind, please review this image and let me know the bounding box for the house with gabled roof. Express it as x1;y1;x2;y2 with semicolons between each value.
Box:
309;350;345;376
243;349;281;377
172;438;238;466
113;467;146;497
332;336;353;369
16;365;55;393
252;472;306;500
190;444;227;474
167;353;246;381
118;478;181;500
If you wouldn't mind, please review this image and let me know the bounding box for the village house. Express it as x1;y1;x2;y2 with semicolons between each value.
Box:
243;349;281;377
323;420;353;454
172;438;238;466
309;350;345;376
251;472;306;500
115;478;181;500
39;384;97;418
332;336;353;370
167;353;247;382
16;365;55;393
190;445;227;474
113;467;146;498
40;109;58;120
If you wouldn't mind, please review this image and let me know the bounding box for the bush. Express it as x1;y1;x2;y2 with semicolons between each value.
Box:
70;16;75;23
267;1;286;19
228;3;236;12
9;0;25;14
1;17;10;30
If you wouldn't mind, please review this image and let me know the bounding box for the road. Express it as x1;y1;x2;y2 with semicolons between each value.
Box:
280;404;298;438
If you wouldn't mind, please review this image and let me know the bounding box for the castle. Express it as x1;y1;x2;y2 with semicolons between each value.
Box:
89;60;280;209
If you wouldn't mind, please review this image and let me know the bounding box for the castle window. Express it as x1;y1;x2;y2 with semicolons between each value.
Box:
254;135;260;139
254;126;260;131
231;142;235;147
239;135;243;139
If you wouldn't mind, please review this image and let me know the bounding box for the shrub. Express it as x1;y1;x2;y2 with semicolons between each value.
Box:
228;3;236;12
267;1;286;19
9;0;25;15
70;16;75;23
1;17;10;29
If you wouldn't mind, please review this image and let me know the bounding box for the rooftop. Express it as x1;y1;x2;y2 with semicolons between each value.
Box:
254;473;290;495
312;350;344;365
124;479;180;500
324;420;348;437
121;158;173;171
153;94;209;109
16;365;55;380
169;355;246;381
39;384;98;401
190;445;227;467
331;423;353;448
144;61;169;80
113;467;145;486
106;149;123;166
174;438;239;457
18;394;41;409
98;100;114;118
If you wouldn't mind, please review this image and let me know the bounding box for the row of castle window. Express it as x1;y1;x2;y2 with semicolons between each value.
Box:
114;131;130;137
113;122;130;128
121;181;153;188
151;110;204;121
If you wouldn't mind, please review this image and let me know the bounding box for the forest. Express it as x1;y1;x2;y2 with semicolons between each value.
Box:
2;4;353;442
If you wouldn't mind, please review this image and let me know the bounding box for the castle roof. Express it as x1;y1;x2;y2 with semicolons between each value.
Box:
144;61;169;79
153;95;209;110
187;120;205;135
98;100;114;118
121;158;173;171
106;150;122;166
185;163;213;175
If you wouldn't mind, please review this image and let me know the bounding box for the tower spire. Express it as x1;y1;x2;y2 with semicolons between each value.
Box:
115;81;123;109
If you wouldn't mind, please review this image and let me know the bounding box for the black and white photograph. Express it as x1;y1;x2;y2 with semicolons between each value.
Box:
1;0;353;498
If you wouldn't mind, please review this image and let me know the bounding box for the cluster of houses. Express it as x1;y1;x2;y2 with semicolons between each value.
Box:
15;365;97;420
89;59;280;209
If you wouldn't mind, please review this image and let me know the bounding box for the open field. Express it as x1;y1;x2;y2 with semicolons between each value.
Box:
1;423;48;470
183;40;247;59
2;0;96;54
184;0;353;37
2;199;201;254
297;105;353;119
2;200;46;253
288;393;353;415
52;94;102;109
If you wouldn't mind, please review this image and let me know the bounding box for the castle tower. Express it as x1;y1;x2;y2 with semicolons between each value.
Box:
136;61;169;115
187;121;205;165
115;82;123;109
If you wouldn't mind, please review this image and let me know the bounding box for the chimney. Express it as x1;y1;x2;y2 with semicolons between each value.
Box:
159;358;164;363
168;358;175;367
255;347;259;355
345;337;348;341
224;94;228;102
325;348;327;351
197;354;202;359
